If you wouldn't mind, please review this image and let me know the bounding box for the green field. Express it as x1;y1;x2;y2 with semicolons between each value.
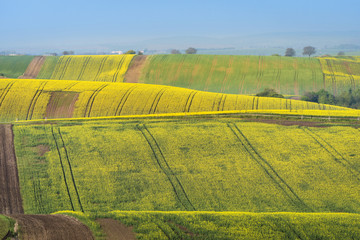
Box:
14;116;360;215
36;56;60;79
138;55;324;95
0;56;34;78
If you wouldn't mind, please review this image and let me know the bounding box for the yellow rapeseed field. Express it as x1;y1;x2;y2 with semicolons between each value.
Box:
0;79;350;122
50;55;134;82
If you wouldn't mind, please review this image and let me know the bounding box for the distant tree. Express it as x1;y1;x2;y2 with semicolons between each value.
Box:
171;49;181;54
303;46;316;57
285;48;296;57
185;47;197;54
272;54;281;56
337;51;345;56
137;51;144;55
62;51;74;55
125;50;136;54
256;88;284;98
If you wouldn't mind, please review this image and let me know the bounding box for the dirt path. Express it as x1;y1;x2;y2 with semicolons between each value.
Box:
19;56;46;79
97;218;136;240
124;55;147;83
0;124;23;214
10;214;94;240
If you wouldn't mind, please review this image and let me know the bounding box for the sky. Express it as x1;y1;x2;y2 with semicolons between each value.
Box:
1;0;360;53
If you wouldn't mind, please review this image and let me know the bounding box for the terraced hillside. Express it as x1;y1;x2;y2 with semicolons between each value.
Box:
14;116;360;214
49;55;134;82
0;56;34;78
0;79;346;122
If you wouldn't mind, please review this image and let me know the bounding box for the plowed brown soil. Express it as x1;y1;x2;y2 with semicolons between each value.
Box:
0;124;23;214
19;56;46;79
10;214;95;240
97;218;136;240
124;55;147;83
45;91;79;118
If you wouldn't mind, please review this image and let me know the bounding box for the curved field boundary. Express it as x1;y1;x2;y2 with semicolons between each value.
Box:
26;81;47;120
10;214;94;240
0;125;23;214
137;124;196;211
227;122;312;212
19;56;46;79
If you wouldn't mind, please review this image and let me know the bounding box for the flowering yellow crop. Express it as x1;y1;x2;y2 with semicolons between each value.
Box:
0;78;351;122
50;55;134;82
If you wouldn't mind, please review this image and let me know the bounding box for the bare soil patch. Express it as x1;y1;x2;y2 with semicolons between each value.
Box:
124;55;147;83
97;218;136;240
0;124;23;214
36;145;50;157
45;91;79;119
10;214;94;240
19;56;46;79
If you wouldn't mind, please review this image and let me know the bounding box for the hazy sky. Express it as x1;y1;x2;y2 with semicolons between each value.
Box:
1;0;359;51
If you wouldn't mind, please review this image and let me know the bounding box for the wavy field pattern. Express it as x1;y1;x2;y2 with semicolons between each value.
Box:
0;79;347;122
137;55;324;95
49;55;134;82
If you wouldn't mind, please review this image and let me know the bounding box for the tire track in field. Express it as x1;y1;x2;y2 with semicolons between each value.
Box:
114;86;138;116
221;55;234;93
57;128;84;212
50;56;64;79
302;127;360;180
0;124;23;214
77;56;91;80
149;87;169;114
204;56;218;91
183;91;198;112
112;57;126;82
137;124;196;211
256;56;264;92
293;58;299;96
343;62;356;89
309;59;318;91
276;57;282;93
326;59;337;95
238;56;250;94
227;123;312;211
50;125;75;211
64;82;78;90
26;81;48;120
58;56;73;80
83;84;108;117
0;80;15;108
94;56;109;81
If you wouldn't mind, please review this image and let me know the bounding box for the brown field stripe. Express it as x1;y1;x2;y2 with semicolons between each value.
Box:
58;57;73;80
94;56;108;81
50;125;75;211
26;81;48;120
221;55;234;93
112;57;125;82
114;86;138;116
0;81;15;108
238;56;250;94
77;56;91;80
204;56;218;91
0;124;24;214
302;127;360;180
50;56;64;79
83;84;108;117
251;96;256;110
149;87;169;114
343;62;356;89
137;124;196;211
227;123;312;212
58;128;84;212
